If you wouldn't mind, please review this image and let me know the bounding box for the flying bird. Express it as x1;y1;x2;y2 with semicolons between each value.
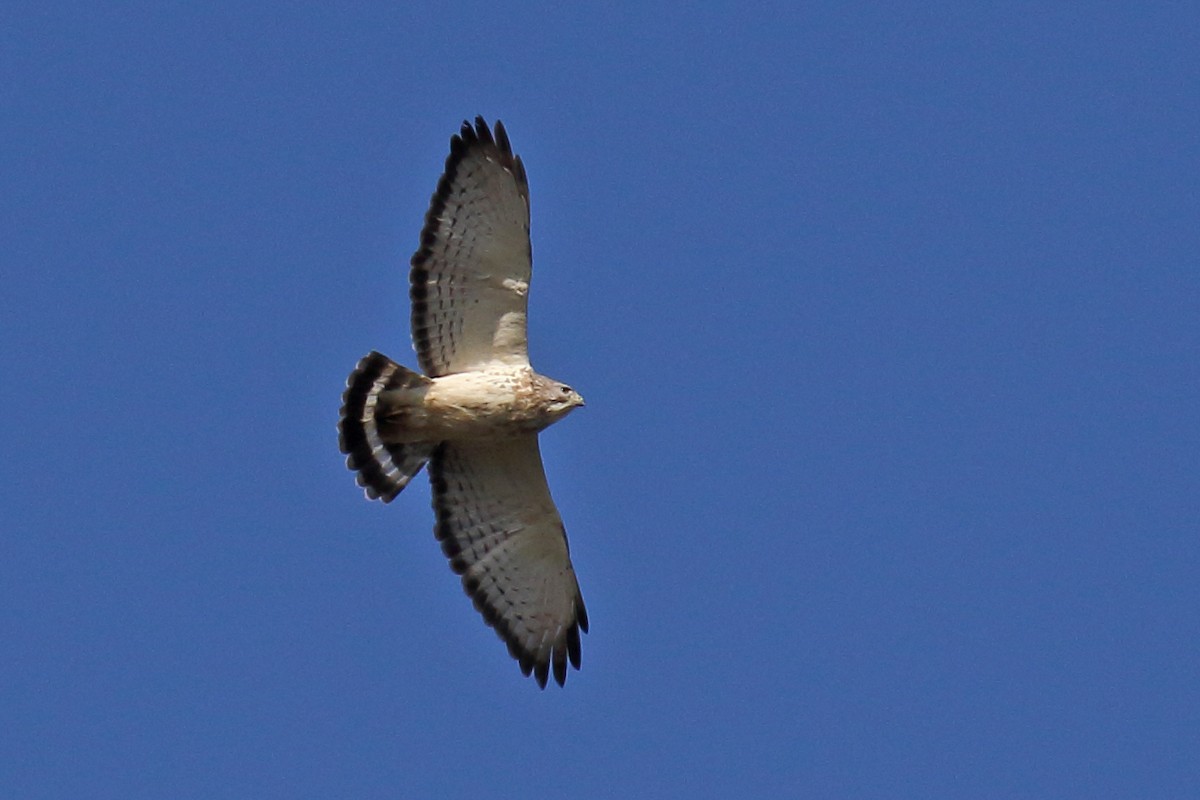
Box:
339;117;589;688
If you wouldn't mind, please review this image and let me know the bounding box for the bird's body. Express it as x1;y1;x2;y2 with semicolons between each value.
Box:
369;364;582;443
338;117;589;688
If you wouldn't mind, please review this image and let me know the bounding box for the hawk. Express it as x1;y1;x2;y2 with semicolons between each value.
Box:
338;117;589;688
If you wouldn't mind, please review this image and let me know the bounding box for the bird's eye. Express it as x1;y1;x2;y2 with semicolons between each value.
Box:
561;386;572;394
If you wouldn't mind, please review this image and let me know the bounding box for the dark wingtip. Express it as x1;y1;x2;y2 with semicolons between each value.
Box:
455;116;512;157
473;115;493;145
493;119;511;154
567;624;583;671
576;596;589;634
553;644;568;687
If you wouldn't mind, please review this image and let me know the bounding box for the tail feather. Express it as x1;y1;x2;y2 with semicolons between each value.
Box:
339;351;435;502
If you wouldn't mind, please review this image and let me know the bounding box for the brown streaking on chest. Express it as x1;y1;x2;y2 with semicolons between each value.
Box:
377;368;555;443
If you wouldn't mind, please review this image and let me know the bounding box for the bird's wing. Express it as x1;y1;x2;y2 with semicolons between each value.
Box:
410;117;533;377
429;436;588;687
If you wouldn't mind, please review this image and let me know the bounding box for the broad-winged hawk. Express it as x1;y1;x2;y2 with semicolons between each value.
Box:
338;117;588;688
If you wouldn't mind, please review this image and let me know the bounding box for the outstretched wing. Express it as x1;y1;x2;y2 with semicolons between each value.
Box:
410;117;533;378
429;437;588;688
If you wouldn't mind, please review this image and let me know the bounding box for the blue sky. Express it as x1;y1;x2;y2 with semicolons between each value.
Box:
3;3;1198;797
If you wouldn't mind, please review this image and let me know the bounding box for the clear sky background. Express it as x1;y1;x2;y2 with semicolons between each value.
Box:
3;3;1198;798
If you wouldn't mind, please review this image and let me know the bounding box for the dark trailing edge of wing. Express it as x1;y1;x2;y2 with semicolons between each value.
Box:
428;444;588;689
338;351;434;503
409;116;528;378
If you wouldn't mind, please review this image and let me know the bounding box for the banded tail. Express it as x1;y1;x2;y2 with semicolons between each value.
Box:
338;351;435;502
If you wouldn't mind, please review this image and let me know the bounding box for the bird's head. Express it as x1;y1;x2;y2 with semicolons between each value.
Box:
538;376;585;420
550;382;585;415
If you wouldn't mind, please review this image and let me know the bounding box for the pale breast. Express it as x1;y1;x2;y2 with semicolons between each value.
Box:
422;368;546;440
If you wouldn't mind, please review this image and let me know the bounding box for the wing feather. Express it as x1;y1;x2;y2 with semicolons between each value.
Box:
428;437;588;687
410;117;533;377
